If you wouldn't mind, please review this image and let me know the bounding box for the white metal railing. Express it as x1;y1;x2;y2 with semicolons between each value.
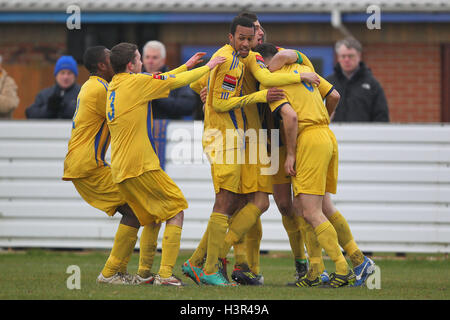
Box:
0;120;449;253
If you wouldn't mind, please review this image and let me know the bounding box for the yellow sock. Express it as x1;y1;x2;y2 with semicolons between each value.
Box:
329;211;364;267
219;240;233;260
118;249;133;274
245;217;262;274
137;223;161;278
158;224;182;278
102;224;138;278
308;258;323;281
190;226;209;267
282;215;306;260
233;239;247;267
315;221;348;275
297;217;308;258
218;215;233;259
224;203;261;246
204;212;229;274
303;222;324;279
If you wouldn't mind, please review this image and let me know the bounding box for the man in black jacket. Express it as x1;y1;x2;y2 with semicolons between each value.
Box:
326;38;389;122
26;55;80;119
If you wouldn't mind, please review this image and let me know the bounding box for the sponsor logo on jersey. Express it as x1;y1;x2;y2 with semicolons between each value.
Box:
256;54;266;68
152;74;168;80
222;74;237;91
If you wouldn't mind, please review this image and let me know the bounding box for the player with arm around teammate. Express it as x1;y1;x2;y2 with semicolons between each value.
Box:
257;43;375;288
106;42;225;286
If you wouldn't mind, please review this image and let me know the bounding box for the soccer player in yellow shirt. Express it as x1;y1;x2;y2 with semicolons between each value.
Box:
106;42;225;286
229;12;318;285
237;12;346;286
63;46;141;284
257;42;375;288
63;46;210;285
187;12;325;286
181;16;321;286
268;48;338;285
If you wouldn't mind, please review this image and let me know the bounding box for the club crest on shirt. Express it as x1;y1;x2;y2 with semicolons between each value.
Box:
222;74;237;91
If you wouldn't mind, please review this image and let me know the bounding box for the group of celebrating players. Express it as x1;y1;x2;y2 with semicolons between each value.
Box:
62;11;375;288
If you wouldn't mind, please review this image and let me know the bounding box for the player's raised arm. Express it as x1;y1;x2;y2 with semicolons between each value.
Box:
138;56;225;103
157;52;207;77
185;52;207;69
251;45;320;86
212;87;285;113
267;49;299;72
245;51;320;87
167;56;226;90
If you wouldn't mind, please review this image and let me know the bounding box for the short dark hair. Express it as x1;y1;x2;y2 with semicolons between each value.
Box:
83;46;107;74
237;11;258;23
110;42;138;74
253;43;278;60
230;16;255;35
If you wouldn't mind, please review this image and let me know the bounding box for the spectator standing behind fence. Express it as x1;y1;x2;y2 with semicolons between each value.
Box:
25;55;80;119
142;41;200;120
0;54;19;119
326;38;390;122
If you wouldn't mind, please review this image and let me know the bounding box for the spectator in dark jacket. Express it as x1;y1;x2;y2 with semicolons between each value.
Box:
26;55;80;119
326;38;389;122
142;40;200;120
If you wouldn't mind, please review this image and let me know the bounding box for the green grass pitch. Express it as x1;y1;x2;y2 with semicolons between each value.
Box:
1;248;448;301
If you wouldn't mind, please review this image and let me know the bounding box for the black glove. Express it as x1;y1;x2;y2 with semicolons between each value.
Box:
47;90;64;114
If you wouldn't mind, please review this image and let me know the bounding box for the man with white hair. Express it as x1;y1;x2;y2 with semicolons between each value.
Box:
0;54;19;119
142;40;200;120
142;40;167;74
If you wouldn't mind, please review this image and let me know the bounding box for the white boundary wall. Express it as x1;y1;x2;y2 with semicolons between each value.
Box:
0;120;449;253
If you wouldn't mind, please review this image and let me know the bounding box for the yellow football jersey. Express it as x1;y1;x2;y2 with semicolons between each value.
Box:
240;48;318;145
203;44;268;154
63;76;111;180
276;47;334;97
107;66;210;183
264;64;334;134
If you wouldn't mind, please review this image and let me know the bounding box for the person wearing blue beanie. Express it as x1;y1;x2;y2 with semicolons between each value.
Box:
54;55;78;77
26;55;80;119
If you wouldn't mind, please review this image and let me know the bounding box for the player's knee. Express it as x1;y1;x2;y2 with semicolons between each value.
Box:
214;199;237;216
322;193;337;217
290;197;303;217
117;204;140;228
276;200;292;216
254;194;270;213
213;190;240;215
167;210;184;227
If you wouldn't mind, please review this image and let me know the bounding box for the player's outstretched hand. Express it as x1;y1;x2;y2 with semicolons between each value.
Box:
200;86;208;104
185;52;207;69
206;56;226;70
300;72;320;86
266;87;285;102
